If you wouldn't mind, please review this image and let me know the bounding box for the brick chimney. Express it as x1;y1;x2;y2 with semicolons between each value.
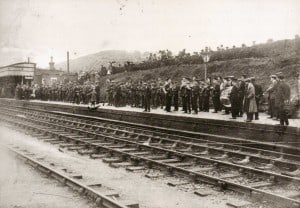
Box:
49;56;55;70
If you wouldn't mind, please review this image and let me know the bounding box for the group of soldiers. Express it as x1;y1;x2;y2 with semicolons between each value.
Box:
106;77;215;113
106;76;260;120
106;74;291;125
13;72;291;126
15;82;101;106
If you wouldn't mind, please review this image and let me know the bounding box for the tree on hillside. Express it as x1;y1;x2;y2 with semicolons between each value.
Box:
148;53;153;61
158;50;167;61
99;65;107;76
166;50;173;59
178;49;186;57
295;37;300;55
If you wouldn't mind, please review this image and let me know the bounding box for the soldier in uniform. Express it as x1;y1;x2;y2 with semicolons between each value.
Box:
180;77;191;113
73;84;81;104
191;77;199;114
172;81;180;111
88;86;97;107
202;82;210;112
211;77;221;113
15;84;22;100
159;81;165;109
163;78;172;112
143;82;151;112
198;81;204;112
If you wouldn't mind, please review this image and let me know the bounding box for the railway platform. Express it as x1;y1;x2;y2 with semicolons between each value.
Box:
1;98;299;146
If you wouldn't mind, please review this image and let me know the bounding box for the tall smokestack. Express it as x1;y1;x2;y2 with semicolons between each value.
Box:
67;51;70;73
28;57;30;63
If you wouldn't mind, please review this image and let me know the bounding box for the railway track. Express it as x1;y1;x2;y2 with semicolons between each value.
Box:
2;145;133;208
0;104;300;208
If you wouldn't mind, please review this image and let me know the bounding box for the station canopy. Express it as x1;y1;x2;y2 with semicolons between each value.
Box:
0;62;35;78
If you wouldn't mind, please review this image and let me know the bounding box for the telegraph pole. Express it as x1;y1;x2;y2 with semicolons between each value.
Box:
67;51;70;73
201;48;210;81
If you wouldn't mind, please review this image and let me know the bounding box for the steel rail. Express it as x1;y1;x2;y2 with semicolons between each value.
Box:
1;102;299;155
1;145;130;208
1;108;300;182
2;116;300;208
1;104;300;164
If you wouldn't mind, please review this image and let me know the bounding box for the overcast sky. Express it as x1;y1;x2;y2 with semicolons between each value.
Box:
0;0;299;67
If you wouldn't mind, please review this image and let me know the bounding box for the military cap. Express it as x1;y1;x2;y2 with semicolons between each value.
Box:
231;77;238;81
250;77;255;81
245;78;251;82
270;74;277;78
275;72;282;75
278;75;284;79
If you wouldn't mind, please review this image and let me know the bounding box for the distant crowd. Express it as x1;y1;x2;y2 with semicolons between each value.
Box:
11;72;291;126
14;82;101;105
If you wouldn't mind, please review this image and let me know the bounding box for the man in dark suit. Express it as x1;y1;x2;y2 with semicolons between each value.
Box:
265;75;277;118
276;75;291;125
251;77;263;120
237;75;246;117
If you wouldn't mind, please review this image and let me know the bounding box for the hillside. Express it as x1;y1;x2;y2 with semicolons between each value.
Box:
56;50;147;72
97;55;300;98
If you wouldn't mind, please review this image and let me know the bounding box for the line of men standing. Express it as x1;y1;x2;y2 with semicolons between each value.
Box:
15;82;101;106
107;74;291;125
106;75;263;121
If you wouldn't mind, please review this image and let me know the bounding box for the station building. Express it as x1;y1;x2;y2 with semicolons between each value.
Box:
34;57;77;86
0;57;77;97
0;61;36;97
